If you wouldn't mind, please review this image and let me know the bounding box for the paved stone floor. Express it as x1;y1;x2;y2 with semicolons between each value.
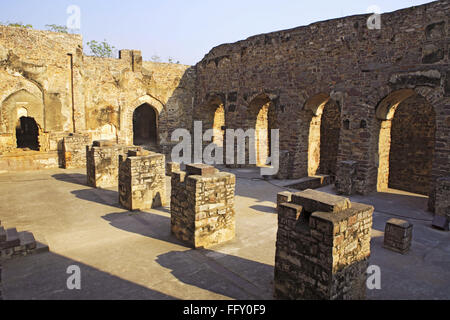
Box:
0;167;449;300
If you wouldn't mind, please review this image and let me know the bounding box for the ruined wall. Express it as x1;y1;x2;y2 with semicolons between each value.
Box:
0;26;196;163
194;1;450;206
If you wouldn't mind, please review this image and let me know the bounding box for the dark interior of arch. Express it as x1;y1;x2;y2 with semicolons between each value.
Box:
16;116;40;151
318;100;340;176
133;104;157;146
388;95;435;195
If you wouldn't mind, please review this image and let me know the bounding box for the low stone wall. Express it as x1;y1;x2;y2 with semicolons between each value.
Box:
274;189;373;300
171;164;236;249
118;150;166;211
62;133;91;169
86;141;141;189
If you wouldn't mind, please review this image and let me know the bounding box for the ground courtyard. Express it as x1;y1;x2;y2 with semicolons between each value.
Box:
0;166;449;300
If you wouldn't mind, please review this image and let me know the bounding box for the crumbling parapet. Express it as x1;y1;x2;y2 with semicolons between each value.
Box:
335;160;358;195
171;164;236;248
86;140;141;189
118;150;166;211
62;133;91;169
274;189;374;300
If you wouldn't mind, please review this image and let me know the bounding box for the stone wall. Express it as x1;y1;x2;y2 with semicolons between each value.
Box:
171;164;236;248
274;189;373;300
118;150;166;211
0;25;196;164
86;141;141;189
193;1;450;208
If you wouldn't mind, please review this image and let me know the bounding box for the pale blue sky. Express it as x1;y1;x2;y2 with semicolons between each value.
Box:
0;0;434;65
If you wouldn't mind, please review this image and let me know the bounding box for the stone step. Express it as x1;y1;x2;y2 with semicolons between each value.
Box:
18;231;37;250
286;175;334;191
0;228;20;249
0;227;5;242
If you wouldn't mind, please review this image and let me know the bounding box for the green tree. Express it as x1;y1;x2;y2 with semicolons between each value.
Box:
46;24;69;33
87;39;116;58
0;21;33;29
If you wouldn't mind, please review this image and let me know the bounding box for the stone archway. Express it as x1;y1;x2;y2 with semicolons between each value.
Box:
248;94;277;167
376;90;436;196
133;103;158;147
305;93;341;177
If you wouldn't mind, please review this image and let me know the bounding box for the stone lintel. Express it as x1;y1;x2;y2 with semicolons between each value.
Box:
292;189;351;213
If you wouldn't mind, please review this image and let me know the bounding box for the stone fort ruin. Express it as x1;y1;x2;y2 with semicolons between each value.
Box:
0;2;448;218
0;1;449;300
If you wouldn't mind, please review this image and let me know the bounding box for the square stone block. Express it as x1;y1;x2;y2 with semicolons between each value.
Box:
166;162;181;176
277;191;292;210
384;218;413;254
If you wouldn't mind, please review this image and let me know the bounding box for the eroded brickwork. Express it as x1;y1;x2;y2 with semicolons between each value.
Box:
171;164;236;248
274;189;373;300
383;219;413;254
436;177;450;220
118;150;166;211
86;140;141;189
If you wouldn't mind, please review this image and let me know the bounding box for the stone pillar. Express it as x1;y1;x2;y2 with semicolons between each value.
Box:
166;162;180;177
86;140;141;189
62;133;91;169
276;150;290;179
335;160;358;195
383;219;413;254
274;189;374;300
118;150;166;210
171;164;236;248
435;177;450;219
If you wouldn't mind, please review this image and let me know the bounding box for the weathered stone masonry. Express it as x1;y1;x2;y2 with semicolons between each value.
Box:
118;150;166;211
86;140;141;189
274;189;374;300
171;164;236;249
194;1;450;212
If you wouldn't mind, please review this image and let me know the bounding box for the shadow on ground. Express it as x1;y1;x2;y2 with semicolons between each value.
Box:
2;251;177;300
52;173;88;187
102;210;186;247
156;249;274;300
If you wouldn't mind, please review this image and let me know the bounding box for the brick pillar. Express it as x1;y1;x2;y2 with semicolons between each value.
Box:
86;140;141;189
171;164;236;248
118;150;166;210
274;189;374;300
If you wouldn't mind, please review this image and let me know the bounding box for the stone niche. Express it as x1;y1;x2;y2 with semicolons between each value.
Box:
118;150;166;211
274;189;374;300
86;140;141;189
62;133;91;169
171;164;236;249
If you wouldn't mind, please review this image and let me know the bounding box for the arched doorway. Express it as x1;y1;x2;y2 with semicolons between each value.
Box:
377;90;436;196
306;94;341;177
248;94;277;167
133;104;158;147
16;116;40;151
212;104;225;147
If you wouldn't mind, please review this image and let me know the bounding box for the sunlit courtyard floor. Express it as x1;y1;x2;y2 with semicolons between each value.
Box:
0;167;449;300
